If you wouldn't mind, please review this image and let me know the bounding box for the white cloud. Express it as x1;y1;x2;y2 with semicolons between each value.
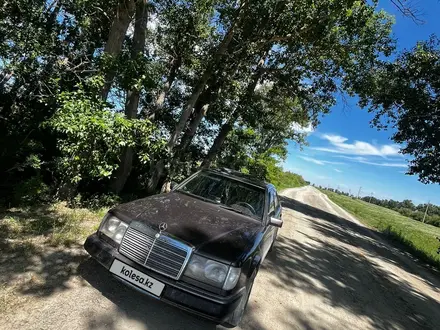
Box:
334;168;342;173
360;161;407;168
300;156;325;165
311;147;345;154
299;156;343;166
321;134;348;144
334;155;406;168
316;134;401;157
336;156;368;162
291;123;314;135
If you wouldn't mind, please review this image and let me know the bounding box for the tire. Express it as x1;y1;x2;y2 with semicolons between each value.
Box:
223;276;255;328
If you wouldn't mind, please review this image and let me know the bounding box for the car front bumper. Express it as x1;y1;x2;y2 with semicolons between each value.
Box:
84;233;243;323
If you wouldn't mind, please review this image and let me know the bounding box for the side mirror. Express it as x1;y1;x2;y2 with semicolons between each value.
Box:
269;217;283;228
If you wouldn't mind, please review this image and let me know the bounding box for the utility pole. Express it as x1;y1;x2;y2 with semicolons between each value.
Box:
357;186;362;199
423;201;430;223
368;192;374;203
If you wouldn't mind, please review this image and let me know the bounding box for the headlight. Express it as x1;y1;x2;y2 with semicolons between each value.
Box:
184;255;241;290
98;214;128;244
224;267;241;290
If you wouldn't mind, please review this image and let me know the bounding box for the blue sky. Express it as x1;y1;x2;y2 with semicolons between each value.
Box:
284;1;440;206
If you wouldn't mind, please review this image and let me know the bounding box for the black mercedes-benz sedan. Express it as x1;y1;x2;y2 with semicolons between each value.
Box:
84;168;283;327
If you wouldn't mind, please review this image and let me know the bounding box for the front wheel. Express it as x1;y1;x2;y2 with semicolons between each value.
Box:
223;277;255;328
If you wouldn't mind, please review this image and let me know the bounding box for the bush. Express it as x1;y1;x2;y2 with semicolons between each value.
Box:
47;81;165;190
12;176;50;205
267;166;307;190
74;193;122;209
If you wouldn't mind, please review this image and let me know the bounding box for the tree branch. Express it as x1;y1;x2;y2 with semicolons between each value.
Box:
390;0;425;24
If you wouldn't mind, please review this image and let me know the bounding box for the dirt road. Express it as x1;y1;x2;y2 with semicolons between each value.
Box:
2;186;440;330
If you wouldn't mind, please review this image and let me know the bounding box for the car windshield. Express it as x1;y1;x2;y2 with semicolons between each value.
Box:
177;172;265;220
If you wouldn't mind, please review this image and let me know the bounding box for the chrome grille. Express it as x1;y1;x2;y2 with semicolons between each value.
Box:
119;225;191;279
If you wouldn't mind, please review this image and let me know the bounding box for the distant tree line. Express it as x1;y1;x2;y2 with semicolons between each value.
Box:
318;186;440;228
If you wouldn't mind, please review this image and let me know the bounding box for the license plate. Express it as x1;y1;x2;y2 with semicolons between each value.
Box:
109;259;165;296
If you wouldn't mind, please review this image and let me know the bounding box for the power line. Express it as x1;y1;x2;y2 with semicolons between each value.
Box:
368;192;374;203
357;186;362;199
422;201;430;223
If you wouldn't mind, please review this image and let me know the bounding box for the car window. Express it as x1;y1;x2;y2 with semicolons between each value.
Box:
274;194;281;213
268;190;275;216
177;173;265;221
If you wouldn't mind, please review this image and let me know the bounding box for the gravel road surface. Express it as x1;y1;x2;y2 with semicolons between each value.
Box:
2;186;440;330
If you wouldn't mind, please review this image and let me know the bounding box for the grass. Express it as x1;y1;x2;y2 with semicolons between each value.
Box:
0;202;108;314
321;190;440;267
0;202;106;247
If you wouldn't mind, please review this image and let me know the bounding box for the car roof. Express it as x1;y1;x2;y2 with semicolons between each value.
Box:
201;168;275;190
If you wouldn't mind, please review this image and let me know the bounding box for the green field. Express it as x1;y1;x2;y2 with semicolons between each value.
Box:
322;190;440;267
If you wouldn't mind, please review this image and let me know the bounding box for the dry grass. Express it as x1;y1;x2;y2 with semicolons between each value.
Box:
0;203;106;314
0;202;106;246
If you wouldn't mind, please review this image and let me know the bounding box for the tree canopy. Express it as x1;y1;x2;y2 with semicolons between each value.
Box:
359;37;440;184
0;0;398;204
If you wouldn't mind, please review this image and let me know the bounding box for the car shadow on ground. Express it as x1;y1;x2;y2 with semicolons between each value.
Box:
78;258;220;330
261;196;440;330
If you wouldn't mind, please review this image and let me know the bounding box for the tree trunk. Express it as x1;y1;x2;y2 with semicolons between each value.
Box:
167;0;249;151
178;82;222;152
181;46;267;161
146;0;248;193
111;0;148;193
167;68;211;150
147;55;182;120
179;103;209;152
101;0;136;101
200;118;236;169
199;50;269;169
146;159;166;195
111;146;134;193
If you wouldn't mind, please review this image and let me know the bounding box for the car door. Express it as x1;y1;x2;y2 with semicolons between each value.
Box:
261;188;277;260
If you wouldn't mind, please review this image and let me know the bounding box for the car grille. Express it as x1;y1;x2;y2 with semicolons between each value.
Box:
119;226;192;280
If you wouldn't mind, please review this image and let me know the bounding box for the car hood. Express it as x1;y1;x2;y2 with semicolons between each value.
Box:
111;192;263;264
